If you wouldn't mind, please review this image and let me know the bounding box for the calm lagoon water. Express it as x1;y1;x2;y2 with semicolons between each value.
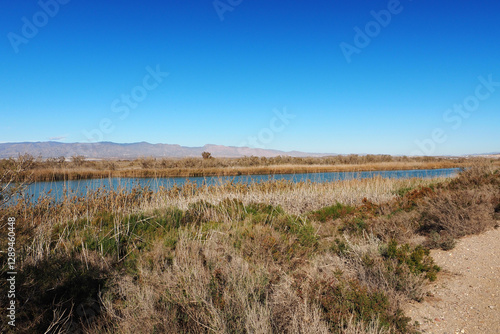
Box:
20;168;460;202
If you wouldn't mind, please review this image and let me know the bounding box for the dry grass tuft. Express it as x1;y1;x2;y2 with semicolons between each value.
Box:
101;231;273;333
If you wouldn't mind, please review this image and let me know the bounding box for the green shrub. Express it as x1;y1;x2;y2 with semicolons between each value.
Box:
245;202;284;216
339;217;367;234
381;241;440;281
273;215;319;248
313;279;411;333
330;238;350;255
395;186;413;197
310;202;355;222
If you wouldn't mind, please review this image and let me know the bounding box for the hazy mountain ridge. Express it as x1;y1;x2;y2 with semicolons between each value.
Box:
0;142;329;159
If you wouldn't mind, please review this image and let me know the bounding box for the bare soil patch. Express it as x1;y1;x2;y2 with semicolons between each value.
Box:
405;226;500;334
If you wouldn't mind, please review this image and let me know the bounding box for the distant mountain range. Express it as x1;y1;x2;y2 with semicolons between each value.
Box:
468;152;500;156
0;141;331;159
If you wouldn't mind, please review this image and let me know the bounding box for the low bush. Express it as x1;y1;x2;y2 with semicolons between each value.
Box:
381;241;440;282
311;202;355;222
418;186;496;239
311;278;412;333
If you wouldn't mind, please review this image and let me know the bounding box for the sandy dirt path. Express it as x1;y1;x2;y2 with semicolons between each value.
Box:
404;227;500;334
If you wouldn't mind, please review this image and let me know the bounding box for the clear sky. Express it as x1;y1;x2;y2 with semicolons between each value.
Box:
1;0;499;155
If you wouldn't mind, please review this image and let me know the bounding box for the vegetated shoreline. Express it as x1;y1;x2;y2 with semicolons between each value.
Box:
1;161;499;333
28;161;467;182
4;153;498;182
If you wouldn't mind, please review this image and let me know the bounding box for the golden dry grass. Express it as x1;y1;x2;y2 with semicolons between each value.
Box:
26;160;466;182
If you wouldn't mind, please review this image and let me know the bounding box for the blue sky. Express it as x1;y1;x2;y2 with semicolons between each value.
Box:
1;0;499;155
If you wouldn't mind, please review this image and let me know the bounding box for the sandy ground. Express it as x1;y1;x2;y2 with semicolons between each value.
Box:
404;227;500;334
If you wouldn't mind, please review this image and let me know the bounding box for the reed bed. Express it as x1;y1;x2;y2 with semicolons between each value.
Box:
4;153;496;182
141;176;449;215
26;161;468;182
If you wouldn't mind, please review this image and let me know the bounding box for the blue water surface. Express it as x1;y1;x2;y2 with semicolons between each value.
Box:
18;168;460;202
